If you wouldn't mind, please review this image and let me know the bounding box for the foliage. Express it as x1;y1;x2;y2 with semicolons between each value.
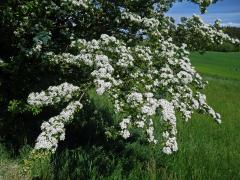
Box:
0;144;30;179
207;27;240;52
223;26;240;40
208;42;239;52
0;0;239;178
173;17;240;51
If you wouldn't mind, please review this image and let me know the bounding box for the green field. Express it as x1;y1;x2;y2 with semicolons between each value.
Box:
170;52;240;179
1;52;240;179
191;52;240;80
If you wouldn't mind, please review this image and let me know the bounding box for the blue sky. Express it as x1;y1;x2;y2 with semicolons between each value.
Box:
166;0;240;27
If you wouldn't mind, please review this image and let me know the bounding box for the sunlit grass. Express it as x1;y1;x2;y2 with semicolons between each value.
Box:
169;52;240;179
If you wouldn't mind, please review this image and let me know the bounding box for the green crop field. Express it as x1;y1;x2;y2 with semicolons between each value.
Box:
1;52;240;179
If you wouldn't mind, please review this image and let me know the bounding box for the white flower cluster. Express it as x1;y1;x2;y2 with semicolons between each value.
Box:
196;93;221;124
35;101;83;152
119;116;131;139
27;83;83;152
27;82;80;107
121;11;160;30
146;125;158;144
127;92;143;107
37;30;225;154
141;93;159;116
143;18;160;30
192;0;213;13
121;12;142;24
32;40;43;53
177;71;193;85
46;52;93;67
91;55;114;95
159;99;178;154
197;0;213;5
46;34;126;96
61;0;90;8
116;46;134;67
25;1;239;155
135;46;153;65
180;15;240;47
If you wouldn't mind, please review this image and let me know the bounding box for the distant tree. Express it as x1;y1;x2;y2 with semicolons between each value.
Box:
223;26;240;40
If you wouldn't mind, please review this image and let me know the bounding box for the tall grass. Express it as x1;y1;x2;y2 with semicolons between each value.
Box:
168;52;240;179
168;77;240;179
0;144;29;180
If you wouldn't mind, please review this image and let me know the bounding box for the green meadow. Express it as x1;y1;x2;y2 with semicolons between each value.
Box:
170;52;240;179
1;52;240;179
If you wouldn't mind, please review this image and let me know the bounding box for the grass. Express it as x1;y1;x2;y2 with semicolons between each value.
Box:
0;51;240;179
0;144;28;180
169;52;240;179
190;52;240;80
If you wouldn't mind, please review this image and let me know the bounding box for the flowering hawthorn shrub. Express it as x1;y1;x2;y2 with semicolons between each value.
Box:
0;0;239;164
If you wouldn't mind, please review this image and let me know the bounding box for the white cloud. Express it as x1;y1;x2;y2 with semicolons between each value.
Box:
221;22;240;27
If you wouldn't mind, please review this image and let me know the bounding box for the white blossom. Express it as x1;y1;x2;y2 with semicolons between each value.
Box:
34;101;83;152
24;0;236;155
27;82;80;107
